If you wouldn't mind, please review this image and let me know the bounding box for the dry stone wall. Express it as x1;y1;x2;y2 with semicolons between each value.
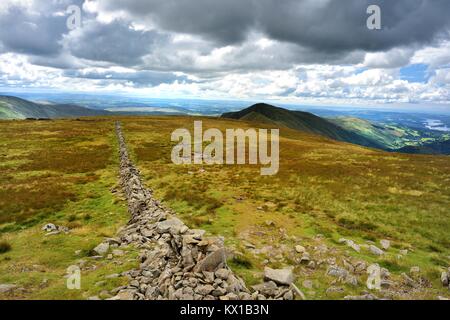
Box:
109;122;296;300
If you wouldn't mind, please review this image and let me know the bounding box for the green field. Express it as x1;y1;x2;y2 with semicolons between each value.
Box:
0;117;449;300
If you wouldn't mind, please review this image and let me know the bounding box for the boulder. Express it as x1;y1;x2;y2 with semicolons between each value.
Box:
327;266;348;279
264;267;294;286
194;248;227;272
156;218;186;235
215;268;231;280
369;245;384;256
252;281;278;297
93;242;110;256
441;271;449;287
410;266;420;274
295;245;306;254
380;239;391;250
0;284;17;294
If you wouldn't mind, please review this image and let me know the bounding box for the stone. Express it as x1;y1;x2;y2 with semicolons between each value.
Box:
410;266;420;274
215;268;231;280
401;273;419;288
345;294;378;300
325;286;344;296
195;284;215;296
345;275;358;286
115;290;135;300
369;245;384;256
380;239;391;250
295;245;306;253
264;267;295;286
0;284;17;294
112;249;124;257
156;218;186;235
42;223;57;233
252;281;278;297
194;248;227;272
327;266;348;279
93;242;110;256
441;271;449;287
283;290;294;300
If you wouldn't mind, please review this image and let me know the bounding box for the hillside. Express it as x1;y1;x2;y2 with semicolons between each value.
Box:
397;139;450;155
0;116;449;300
222;103;385;149
0;95;110;119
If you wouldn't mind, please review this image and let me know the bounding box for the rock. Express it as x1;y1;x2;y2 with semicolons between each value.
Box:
264;267;295;286
195;284;215;296
87;296;101;300
42;223;57;232
0;284;17;294
380;280;395;289
215;268;231;280
252;281;278;297
115;290;135;300
112;249;124;257
369;245;384;256
401;273;419;288
156;218;186;235
325;286;344;297
93;242;110;256
441;271;449;287
327;266;348;279
283;290;294;300
410;266;420;274
295;245;306;253
380;239;391;250
195;248;227;272
345;275;358;286
345;294;378;300
399;249;408;255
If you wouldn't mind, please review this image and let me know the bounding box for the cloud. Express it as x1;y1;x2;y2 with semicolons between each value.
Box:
63;68;190;86
65;19;166;66
0;0;449;108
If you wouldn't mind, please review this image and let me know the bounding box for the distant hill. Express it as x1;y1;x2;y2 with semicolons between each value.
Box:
0;95;110;119
329;116;423;150
221;103;385;149
396;140;450;155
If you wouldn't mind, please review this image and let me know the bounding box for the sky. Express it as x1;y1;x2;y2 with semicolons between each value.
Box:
0;0;450;111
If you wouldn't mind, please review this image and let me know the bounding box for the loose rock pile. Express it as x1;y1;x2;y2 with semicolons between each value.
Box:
104;122;295;300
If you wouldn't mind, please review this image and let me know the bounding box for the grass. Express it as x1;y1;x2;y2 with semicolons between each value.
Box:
0;116;449;300
0;118;137;300
121;116;450;300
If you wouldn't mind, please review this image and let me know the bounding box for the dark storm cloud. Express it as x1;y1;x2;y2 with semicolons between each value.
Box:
0;6;66;56
66;20;167;66
94;0;450;51
96;0;257;45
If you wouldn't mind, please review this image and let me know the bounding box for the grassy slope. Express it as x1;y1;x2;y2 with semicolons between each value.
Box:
222;104;384;149
0;119;138;300
122;116;450;300
0;96;109;120
0;116;449;300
